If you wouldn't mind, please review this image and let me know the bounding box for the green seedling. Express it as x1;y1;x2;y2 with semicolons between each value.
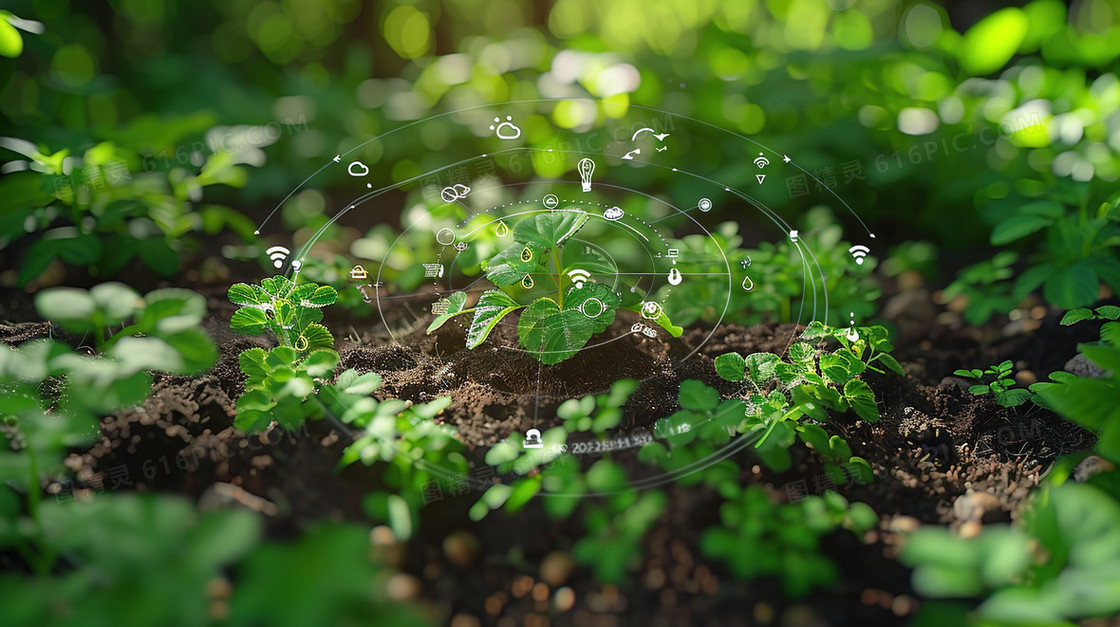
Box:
427;210;681;364
701;486;878;598
953;360;1037;408
228;276;341;431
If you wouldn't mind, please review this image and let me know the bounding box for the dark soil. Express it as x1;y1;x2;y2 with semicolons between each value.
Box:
3;284;1096;626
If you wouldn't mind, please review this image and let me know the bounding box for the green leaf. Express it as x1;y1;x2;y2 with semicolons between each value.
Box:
1081;344;1120;374
564;283;620;334
230;307;269;335
819;353;853;385
483;242;545;286
679;380;719;412
1060;308;1094;326
229;283;269;306
877;353;905;376
788;342;816;363
1096;305;1120;321
238;348;269;380
91;283;144;325
513;210;590;249
828;435;853;459
958;7;1028;75
301;285;338;307
335;369;382;395
34;288;95;332
796;424;832;455
714;352;746;382
745;352;780;385
990;214;1053;245
1043;263;1100;309
517;284;620;364
843;379;878;421
426;291;469;333
300;322;334;351
466;290;523;349
0;14;22;58
586;460;628;492
300;349;339;379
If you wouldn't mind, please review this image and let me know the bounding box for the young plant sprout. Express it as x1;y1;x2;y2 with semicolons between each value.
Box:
427;209;682;364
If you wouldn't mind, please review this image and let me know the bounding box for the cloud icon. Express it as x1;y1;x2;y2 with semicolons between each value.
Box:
348;161;369;177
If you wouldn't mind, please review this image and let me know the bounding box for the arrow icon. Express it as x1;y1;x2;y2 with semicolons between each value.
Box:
622;148;641;160
756;174;766;184
631;128;670;142
782;155;791;163
333;155;341;163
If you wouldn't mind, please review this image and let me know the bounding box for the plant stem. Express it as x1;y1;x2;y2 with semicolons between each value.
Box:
25;443;50;576
552;248;564;308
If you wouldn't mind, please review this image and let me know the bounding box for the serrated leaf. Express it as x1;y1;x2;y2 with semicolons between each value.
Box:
301;285;338;307
714;352;746;382
426;291;470;333
516;284;620;364
843;379;878;421
228;283;267;304
300;349;338;378
230;307;268;335
467;290;523;349
299;322;334;351
513;210;590;249
238;348;269;380
745;352;780;385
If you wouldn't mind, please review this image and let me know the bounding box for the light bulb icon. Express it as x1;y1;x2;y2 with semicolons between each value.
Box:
578;158;595;192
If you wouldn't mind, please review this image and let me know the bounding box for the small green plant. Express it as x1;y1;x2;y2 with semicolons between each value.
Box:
427;210;681;364
941;251;1021;326
328;375;466;542
662;209;881;327
227;275;340;431
989;191;1120;310
1;285;217;577
901;482;1120;624
1;131;257;286
953;360;1038;408
1059;304;1120;326
701;486;878;598
701;322;899;475
1033;313;1120;464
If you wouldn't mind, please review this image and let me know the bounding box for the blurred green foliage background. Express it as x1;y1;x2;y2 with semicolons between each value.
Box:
1;0;1119;313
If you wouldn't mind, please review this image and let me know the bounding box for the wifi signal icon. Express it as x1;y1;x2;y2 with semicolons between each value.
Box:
266;246;291;269
567;268;591;289
848;245;871;265
754;152;769;169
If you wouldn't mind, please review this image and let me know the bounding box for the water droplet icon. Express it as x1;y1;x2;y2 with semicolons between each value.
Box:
520;247;533;263
521;274;535;289
496;221;509;237
742;275;754;291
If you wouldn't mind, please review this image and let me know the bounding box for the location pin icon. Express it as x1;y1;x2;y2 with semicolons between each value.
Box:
667;267;682;286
